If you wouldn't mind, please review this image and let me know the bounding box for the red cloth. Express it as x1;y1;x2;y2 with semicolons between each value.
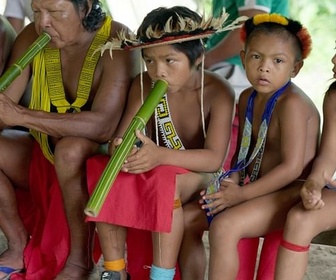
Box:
87;155;189;279
12;142;101;280
255;230;283;280
86;155;281;280
86;155;188;232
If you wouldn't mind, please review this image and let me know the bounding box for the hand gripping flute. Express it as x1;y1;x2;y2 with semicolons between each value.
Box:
85;79;168;217
0;32;51;91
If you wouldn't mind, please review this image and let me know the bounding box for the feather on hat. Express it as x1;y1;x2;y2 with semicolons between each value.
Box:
99;7;247;57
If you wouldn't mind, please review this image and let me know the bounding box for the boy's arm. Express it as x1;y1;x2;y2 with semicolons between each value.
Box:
300;87;336;210
305;89;336;187
122;75;235;174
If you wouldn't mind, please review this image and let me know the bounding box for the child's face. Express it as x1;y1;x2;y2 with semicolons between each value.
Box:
241;33;303;94
143;45;197;93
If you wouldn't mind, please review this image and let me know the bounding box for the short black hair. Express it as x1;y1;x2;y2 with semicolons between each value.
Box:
137;6;204;67
244;23;304;61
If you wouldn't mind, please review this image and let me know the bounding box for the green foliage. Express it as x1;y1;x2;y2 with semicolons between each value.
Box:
289;0;336;110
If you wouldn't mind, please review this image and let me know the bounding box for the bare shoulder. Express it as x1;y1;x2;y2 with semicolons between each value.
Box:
322;82;336;118
110;19;131;38
102;19;140;78
324;82;336;104
277;82;319;118
204;70;235;102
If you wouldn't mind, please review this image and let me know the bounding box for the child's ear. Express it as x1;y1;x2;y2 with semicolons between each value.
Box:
195;55;203;68
240;50;246;69
291;60;304;78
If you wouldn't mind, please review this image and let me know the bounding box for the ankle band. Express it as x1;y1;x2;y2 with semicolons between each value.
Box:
173;199;182;209
281;238;310;252
104;259;126;271
150;264;175;280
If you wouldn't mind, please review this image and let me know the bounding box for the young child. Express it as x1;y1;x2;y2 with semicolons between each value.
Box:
274;48;336;280
85;6;244;280
201;14;320;279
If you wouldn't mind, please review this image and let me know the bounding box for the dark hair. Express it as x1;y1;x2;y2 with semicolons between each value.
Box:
245;23;304;61
137;6;204;67
241;15;312;61
70;0;106;32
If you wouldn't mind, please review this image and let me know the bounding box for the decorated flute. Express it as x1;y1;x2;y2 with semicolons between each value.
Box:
85;79;169;217
0;32;51;92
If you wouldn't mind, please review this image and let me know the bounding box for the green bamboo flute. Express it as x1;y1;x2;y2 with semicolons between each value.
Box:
85;79;168;217
0;32;51;92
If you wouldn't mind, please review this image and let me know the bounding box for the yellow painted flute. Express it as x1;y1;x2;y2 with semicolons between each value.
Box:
85;79;169;217
0;32;51;92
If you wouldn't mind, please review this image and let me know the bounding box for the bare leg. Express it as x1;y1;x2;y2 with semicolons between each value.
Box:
0;130;33;278
275;189;336;280
54;137;99;279
152;206;184;269
178;200;208;280
96;222;128;280
208;184;301;280
152;172;211;275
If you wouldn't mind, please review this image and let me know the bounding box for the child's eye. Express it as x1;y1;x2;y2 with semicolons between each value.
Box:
145;59;153;64
166;58;174;63
275;58;283;63
251;54;260;59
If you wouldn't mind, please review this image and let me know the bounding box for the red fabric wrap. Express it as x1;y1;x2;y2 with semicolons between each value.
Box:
86;155;282;280
86;155;188;233
9;143;281;279
12;142;101;280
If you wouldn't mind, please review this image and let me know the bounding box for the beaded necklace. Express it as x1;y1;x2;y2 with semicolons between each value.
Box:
205;81;290;222
29;17;112;163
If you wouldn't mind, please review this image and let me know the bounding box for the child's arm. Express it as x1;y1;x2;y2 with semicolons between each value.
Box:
121;74;235;174
301;86;336;209
241;91;317;200
203;87;319;214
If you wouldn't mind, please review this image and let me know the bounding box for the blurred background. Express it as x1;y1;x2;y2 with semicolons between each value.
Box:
0;0;335;116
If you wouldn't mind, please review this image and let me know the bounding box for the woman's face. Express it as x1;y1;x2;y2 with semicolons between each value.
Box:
32;0;88;48
143;45;197;93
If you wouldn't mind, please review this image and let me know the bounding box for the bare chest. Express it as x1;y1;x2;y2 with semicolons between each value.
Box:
59;52;101;104
152;94;206;148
